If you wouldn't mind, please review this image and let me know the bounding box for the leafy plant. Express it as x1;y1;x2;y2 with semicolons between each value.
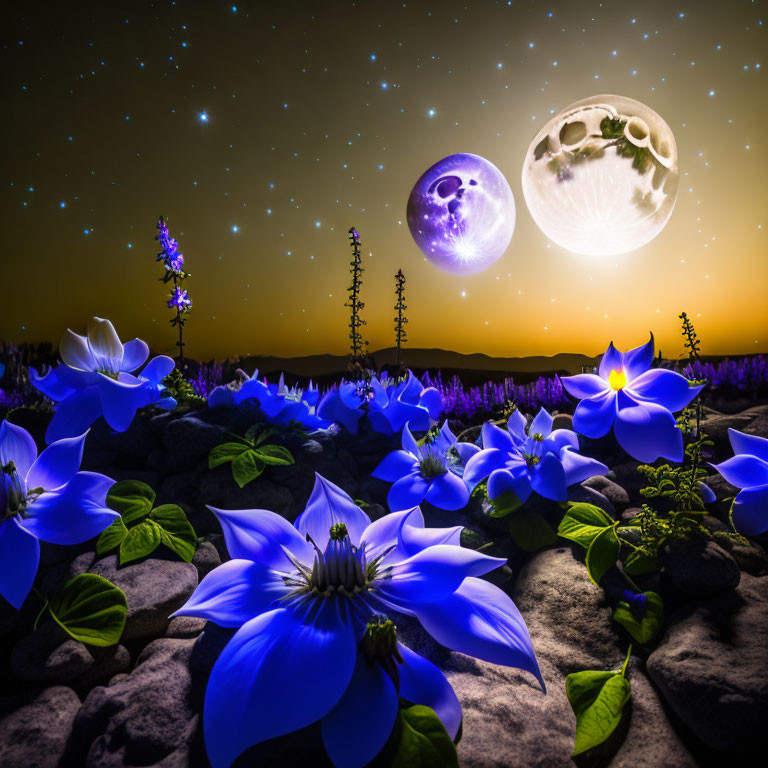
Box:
490;491;558;552
47;574;127;646
394;269;408;372
373;705;460;768
161;366;205;407
566;646;632;756
346;226;368;376
209;425;295;488
613;591;664;645
97;479;197;564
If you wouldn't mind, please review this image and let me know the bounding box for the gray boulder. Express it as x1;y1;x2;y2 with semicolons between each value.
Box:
0;686;81;768
648;572;768;752
660;536;740;596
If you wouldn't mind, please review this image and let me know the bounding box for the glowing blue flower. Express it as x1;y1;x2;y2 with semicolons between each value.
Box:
318;371;440;436
463;407;609;503
367;371;443;434
0;421;117;609
173;474;542;768
711;429;768;536
372;421;477;511
30;317;176;443
560;335;702;462
208;370;330;430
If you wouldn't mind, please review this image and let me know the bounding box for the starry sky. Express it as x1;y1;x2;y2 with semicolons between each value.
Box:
2;0;766;362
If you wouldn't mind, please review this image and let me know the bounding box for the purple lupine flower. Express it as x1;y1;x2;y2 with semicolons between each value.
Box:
560;334;703;463
172;473;542;768
30;317;176;443
372;421;477;511
463;407;608;503
156;218;185;272
167;287;191;312
711;428;768;536
0;421;117;608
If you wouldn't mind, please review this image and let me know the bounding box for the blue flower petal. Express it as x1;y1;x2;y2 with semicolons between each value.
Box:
530;452;568;501
481;422;514;452
398;643;462;740
712;454;768;489
572;389;617;439
560;373;610;400
424;471;469;510
321;652;399;768
318;392;361;435
454;442;480;466
560;448;609;487
397;518;463;558
419;387;443;421
700;482;716;504
139;355;175;386
379;545;506;606
20;472;117;545
295;474;371;550
614;394;683;463
626;368;703;413
209;506;313;568
171;559;289;628
121;339;150;372
728;428;768;463
622;333;655;382
29;367;75;402
388;473;430;512
507;410;528;445
731;484;768;536
45;387;103;443
372;450;419;483
203;605;356;768
548;429;579;452
0;517;40;609
59;329;96;372
463;448;509;487
207;386;236;409
0;421;38;478
401;423;421;458
529;408;553;438
96;372;146;432
361;508;422;563
598;341;623;381
414;576;544;691
26;432;86;491
487;466;531;504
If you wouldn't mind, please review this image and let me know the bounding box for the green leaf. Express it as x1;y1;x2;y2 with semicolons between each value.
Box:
585;525;620;586
231;450;266;488
119;519;162;564
48;573;127;647
489;490;523;518
558;503;614;549
384;705;460;768
253;444;295;466
150;504;197;562
106;479;156;525
613;592;664;645
566;649;632;756
96;517;128;555
209;442;250;468
623;549;659;576
508;509;558;552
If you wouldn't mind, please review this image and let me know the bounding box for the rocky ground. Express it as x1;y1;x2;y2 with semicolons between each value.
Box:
1;402;767;768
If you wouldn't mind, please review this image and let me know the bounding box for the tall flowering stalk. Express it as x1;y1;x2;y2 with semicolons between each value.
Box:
345;227;367;379
394;269;408;372
156;217;191;365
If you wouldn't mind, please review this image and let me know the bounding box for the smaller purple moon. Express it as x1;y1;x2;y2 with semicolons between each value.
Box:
406;153;516;274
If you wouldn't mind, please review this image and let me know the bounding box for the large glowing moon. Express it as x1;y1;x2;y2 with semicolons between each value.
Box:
407;153;516;274
522;94;679;256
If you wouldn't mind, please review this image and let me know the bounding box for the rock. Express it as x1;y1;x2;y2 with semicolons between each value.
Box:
163;415;228;473
647;573;768;752
36;549;96;596
191;540;221;580
660;537;740;596
165;616;207;639
700;405;768;455
88;556;198;641
582;475;630;512
0;686;81;768
197;467;295;520
567;484;616;520
550;413;573;432
67;638;200;767
10;622;131;688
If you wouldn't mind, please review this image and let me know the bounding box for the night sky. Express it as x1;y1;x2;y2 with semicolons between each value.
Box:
2;0;766;362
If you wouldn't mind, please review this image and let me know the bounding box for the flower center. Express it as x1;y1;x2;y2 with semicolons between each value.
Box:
308;532;368;596
360;614;404;686
2;461;28;521
531;432;544;442
419;452;447;479
609;368;627;390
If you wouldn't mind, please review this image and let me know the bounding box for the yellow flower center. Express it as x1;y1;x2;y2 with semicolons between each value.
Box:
608;368;627;391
